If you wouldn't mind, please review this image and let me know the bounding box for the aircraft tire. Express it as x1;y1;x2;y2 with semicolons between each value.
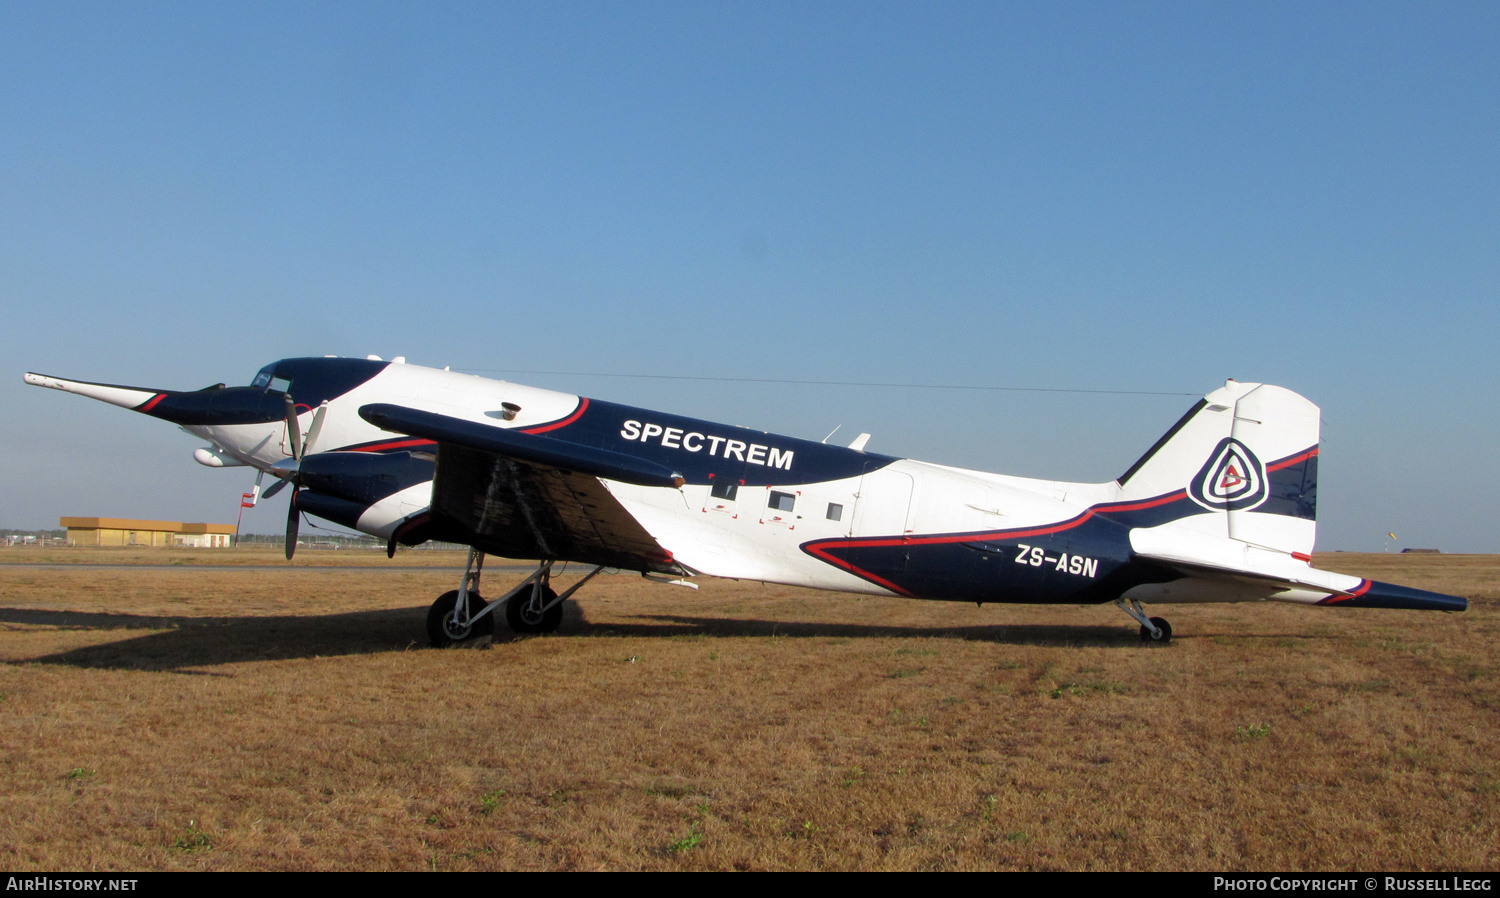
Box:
427;590;494;648
506;584;563;634
1139;617;1172;644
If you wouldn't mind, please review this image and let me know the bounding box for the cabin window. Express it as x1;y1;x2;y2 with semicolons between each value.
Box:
826;503;843;521
711;480;738;501
269;376;292;394
768;490;796;513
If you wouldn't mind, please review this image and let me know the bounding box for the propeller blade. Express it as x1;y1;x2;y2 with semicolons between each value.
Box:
262;478;290;500
284;394;303;461
302;401;328;457
285;490;301;560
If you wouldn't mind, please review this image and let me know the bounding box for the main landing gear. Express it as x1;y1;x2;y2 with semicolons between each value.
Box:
426;549;607;647
1115;598;1172;644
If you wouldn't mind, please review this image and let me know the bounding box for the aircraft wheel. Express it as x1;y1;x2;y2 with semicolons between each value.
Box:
506;584;563;634
1139;617;1172;644
427;590;494;648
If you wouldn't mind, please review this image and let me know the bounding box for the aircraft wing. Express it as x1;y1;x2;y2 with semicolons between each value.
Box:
360;403;683;573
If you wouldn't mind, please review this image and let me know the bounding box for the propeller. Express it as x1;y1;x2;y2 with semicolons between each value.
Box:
285;488;301;560
273;398;328;560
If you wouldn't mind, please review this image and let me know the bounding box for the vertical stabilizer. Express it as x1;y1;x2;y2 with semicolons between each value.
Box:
1116;381;1319;556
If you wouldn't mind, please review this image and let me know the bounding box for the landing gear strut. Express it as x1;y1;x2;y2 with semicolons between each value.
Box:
1115;598;1172;644
427;547;493;648
425;550;607;646
499;560;606;635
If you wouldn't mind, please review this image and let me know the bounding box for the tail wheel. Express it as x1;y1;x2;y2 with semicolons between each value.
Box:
427;590;494;647
1139;617;1172;643
506;584;563;634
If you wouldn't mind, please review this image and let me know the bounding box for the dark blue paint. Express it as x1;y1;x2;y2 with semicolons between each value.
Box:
141;357;390;426
298;450;435;507
360;404;683;488
804;515;1176;604
531;397;897;487
1331;580;1467;612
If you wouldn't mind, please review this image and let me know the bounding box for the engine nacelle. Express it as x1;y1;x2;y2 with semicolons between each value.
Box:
293;450;436;537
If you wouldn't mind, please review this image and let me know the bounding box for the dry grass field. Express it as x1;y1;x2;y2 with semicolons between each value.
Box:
0;547;1495;871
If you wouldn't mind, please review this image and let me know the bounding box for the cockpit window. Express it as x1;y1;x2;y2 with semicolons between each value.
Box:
246;357;387;403
251;365;291;393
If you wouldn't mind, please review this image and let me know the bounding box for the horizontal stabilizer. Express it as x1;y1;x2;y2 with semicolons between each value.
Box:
1318;580;1468;612
1137;554;1358;597
359;403;685;489
1132;529;1467;611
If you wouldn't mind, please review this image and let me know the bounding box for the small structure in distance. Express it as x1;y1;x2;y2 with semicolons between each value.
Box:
60;517;236;548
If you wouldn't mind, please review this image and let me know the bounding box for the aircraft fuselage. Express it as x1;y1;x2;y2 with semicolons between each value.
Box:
24;356;1468;627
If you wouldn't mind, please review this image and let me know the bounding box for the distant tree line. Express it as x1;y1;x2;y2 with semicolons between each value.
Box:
1;529;67;544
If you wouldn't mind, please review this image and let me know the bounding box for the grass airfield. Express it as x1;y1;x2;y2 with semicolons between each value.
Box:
0;547;1495;871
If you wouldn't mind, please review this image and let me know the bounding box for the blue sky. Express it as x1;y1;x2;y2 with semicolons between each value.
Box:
2;2;1496;551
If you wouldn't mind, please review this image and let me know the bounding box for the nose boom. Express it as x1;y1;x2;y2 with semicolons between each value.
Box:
23;372;167;411
24;372;287;426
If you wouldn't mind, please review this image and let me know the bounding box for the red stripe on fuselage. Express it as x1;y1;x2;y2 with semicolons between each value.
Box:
807;489;1189;554
803;445;1319;594
801;543;916;597
1316;579;1371;605
354;438;437;453
340;397;586;453
522;397;590;434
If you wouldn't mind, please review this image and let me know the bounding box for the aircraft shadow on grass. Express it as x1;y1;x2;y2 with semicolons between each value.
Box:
0;604;1212;671
1;606;431;672
591;614;1139;646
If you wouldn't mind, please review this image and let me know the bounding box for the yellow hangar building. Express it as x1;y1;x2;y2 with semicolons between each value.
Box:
60;517;236;548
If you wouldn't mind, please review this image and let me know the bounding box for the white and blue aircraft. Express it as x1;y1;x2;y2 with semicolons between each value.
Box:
24;357;1466;646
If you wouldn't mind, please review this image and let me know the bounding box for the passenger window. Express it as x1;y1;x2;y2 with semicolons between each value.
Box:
768;491;796;513
711;481;739;501
826;503;843;521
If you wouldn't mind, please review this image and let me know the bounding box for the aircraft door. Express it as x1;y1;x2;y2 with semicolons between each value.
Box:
851;465;914;538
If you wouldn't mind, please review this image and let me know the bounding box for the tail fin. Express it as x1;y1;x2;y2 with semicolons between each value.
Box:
1116;380;1320;556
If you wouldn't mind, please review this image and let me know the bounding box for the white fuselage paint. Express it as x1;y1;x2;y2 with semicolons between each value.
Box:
186;362;1101;594
157;361;1339;605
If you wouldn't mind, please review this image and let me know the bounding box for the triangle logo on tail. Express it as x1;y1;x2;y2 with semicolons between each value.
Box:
1189;437;1268;511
